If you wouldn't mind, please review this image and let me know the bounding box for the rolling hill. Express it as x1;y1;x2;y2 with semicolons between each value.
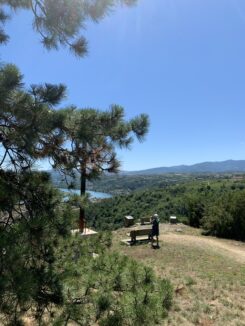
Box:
125;160;245;175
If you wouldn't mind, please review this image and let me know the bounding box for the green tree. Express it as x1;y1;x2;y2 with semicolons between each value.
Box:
184;194;206;228
0;2;173;325
0;63;70;324
0;63;66;171
0;0;137;56
52;106;149;231
203;191;245;240
0;170;71;325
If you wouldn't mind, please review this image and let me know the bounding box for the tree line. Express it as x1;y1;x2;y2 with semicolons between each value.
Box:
87;178;245;241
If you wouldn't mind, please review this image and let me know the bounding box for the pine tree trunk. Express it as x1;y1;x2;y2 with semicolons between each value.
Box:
79;168;86;232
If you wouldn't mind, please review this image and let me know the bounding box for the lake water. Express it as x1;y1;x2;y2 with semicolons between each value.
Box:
59;188;112;199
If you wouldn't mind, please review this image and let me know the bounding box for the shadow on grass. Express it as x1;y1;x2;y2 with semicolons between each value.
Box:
152;244;160;249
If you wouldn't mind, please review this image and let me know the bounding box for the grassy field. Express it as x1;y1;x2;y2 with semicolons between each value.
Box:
112;224;245;326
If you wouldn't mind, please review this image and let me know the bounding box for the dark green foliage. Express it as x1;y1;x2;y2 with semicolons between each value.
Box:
0;171;69;324
52;106;149;178
86;183;203;230
0;64;66;169
0;63;151;323
52;234;172;325
0;7;9;44
203;190;245;240
52;105;148;232
0;61;151;324
86;177;245;242
184;194;206;228
0;60;68;324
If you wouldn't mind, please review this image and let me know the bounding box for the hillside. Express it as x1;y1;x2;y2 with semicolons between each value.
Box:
112;224;245;325
126;160;245;175
48;160;245;195
86;177;245;233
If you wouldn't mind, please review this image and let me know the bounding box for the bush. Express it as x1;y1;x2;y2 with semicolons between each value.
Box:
202;191;245;241
52;238;173;326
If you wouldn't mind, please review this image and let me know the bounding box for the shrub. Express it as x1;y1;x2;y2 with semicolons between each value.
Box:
202;191;245;241
52;238;173;326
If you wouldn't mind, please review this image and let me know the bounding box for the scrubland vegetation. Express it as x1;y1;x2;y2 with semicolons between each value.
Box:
87;176;245;241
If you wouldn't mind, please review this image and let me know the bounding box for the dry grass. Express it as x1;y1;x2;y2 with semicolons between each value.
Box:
4;224;245;326
112;224;245;326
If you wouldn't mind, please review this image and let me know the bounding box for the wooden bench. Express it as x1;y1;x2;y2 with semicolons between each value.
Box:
128;227;152;244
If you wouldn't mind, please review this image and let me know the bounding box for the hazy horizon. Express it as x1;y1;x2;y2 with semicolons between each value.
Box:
38;158;245;173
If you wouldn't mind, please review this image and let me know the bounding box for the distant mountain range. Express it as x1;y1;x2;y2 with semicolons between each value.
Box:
124;160;245;175
48;160;245;183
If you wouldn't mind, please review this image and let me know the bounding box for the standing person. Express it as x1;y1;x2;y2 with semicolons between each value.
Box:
151;213;160;248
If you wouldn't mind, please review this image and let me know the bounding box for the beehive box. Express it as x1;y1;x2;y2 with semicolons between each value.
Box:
169;216;177;224
124;215;135;227
140;216;152;225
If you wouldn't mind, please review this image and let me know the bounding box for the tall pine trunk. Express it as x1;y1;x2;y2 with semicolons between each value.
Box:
79;168;86;232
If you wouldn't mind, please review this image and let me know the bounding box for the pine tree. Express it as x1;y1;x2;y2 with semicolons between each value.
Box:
0;63;69;324
51;106;149;231
0;64;66;171
0;0;137;56
0;2;173;325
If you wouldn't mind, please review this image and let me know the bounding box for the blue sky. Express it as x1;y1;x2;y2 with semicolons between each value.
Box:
1;0;245;171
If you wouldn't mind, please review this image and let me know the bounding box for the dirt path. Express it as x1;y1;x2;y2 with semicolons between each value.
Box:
116;223;245;264
160;232;245;264
115;225;245;325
